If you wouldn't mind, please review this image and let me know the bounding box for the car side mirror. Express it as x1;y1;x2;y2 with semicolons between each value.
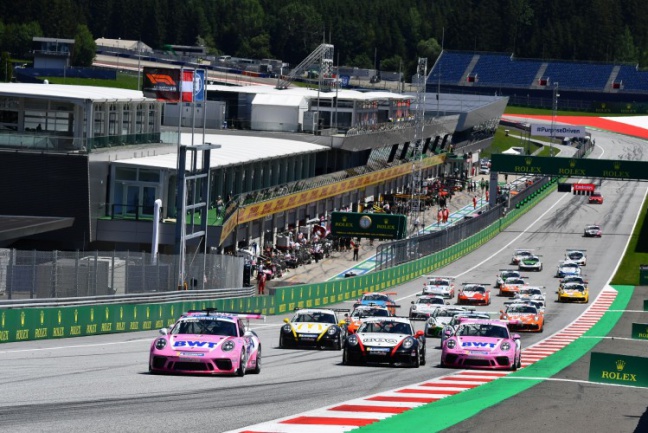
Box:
512;334;521;340
338;321;346;327
411;301;415;304
283;318;290;323
159;328;168;336
444;329;453;336
415;330;424;338
499;310;503;314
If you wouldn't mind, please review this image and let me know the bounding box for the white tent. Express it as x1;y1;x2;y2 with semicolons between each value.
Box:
95;38;153;54
251;94;309;132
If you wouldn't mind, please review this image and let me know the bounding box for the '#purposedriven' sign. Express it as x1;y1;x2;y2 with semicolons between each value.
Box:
589;352;648;387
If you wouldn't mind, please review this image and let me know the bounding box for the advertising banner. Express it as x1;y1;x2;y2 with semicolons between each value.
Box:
589;352;648;388
330;212;407;239
142;67;180;102
531;124;586;138
631;323;648;340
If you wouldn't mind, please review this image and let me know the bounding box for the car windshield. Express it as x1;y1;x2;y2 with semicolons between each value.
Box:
508;306;537;314
465;286;485;293
457;324;509;338
568;252;583;259
502;271;519;279
352;308;389;318
172;319;238;336
359;321;412;335
566;285;585;292
363;294;389;302
529;289;542;295
429;279;449;286
506;278;525;284
434;309;461;318
587;226;600;230
563;263;578;269
293;312;336;323
419;297;444;304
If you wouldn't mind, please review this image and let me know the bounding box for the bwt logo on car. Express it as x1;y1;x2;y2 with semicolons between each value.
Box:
461;341;497;348
173;340;219;349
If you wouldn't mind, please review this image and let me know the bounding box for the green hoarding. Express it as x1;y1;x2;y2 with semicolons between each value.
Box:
631;323;648;340
330;212;407;239
491;154;648;181
589;352;648;387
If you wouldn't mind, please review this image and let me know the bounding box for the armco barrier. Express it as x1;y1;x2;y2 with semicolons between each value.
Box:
0;179;558;343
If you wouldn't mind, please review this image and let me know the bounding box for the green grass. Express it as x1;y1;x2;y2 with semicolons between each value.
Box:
505;105;646;117
40;73;139;89
612;193;648;285
480;127;541;158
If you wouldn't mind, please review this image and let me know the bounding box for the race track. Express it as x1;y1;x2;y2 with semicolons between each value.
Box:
0;129;646;433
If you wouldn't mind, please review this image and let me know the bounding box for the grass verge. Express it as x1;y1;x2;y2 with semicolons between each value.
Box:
611;191;648;285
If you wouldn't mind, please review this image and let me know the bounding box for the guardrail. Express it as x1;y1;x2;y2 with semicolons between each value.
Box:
0;178;558;344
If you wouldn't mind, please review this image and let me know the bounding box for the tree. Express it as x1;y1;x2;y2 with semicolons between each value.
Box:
615;26;636;63
417;38;442;65
72;24;96;67
0;51;12;82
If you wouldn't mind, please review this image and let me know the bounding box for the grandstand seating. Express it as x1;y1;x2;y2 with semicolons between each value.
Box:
429;51;475;84
615;65;648;92
470;54;540;87
429;50;648;94
542;62;613;90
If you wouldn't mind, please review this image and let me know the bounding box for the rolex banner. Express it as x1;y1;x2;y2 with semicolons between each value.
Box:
589;352;648;388
330;212;407;239
142;67;181;102
631;323;648;340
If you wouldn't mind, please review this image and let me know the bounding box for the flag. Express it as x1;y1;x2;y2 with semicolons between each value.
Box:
193;70;206;102
142;67;180;102
181;70;194;102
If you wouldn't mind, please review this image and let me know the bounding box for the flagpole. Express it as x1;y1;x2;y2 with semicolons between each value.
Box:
202;70;208;145
191;68;196;146
177;67;184;289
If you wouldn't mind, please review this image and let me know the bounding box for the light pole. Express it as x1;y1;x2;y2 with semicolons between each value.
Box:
550;82;559;156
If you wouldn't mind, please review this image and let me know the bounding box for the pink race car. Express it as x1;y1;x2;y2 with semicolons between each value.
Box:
149;309;264;376
440;319;521;370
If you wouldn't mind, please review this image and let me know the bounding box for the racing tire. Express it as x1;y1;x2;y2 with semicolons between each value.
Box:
411;348;421;368
237;351;247;377
279;334;287;349
420;347;427;366
251;347;261;374
342;349;356;366
333;335;343;351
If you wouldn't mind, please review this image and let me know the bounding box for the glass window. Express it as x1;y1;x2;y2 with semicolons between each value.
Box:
115;167;137;181
138;169;159;182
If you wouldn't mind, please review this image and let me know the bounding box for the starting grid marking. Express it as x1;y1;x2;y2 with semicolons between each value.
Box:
228;288;618;433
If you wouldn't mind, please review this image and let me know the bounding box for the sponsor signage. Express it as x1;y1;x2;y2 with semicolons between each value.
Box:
589;352;648;387
491;154;648;180
143;67;181;102
330;212;407;239
531;124;587;138
219;154;446;244
632;323;648;340
573;183;595;192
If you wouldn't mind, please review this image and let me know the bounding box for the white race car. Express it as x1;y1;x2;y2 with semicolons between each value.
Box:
422;276;455;298
511;249;534;265
556;260;582;278
424;306;472;338
513;286;546;304
409;295;448;319
495;269;522;288
518;254;543;272
279;308;349;350
342;317;426;367
565;249;587;266
583;224;602;237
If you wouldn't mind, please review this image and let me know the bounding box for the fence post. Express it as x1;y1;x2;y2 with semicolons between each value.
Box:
75;250;80;297
51;250;58;298
7;248;14;300
31;249;37;299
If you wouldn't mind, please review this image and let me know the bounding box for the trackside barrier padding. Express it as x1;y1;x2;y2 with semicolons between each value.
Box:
0;180;558;343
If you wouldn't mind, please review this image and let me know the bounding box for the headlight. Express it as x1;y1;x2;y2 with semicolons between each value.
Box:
327;326;337;336
446;339;456;349
282;324;292;333
502;315;507;320
402;337;415;349
501;342;511;351
427;318;436;325
155;338;167;350
411;305;417;310
222;340;235;351
347;334;358;346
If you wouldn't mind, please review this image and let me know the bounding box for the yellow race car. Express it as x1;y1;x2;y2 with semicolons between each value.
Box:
557;282;589;303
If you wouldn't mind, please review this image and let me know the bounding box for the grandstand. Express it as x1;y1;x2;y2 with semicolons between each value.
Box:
428;50;648;110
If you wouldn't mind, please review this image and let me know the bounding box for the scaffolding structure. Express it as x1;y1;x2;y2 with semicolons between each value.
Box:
409;57;428;236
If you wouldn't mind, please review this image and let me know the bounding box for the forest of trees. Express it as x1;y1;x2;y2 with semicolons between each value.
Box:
0;0;646;76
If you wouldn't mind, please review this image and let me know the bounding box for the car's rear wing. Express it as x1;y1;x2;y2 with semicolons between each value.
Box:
424;275;455;280
462;282;492;285
184;308;265;320
566;249;587;252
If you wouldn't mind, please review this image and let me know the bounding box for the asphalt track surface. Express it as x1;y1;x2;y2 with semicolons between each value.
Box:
0;128;646;433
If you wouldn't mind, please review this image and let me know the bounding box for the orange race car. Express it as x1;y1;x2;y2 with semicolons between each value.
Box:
345;304;393;334
500;302;544;332
498;277;528;297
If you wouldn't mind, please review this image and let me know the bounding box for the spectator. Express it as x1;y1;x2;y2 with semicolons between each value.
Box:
257;272;266;295
352;241;359;261
473;196;477;209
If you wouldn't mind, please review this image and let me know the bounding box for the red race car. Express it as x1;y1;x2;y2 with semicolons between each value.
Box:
588;192;603;204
